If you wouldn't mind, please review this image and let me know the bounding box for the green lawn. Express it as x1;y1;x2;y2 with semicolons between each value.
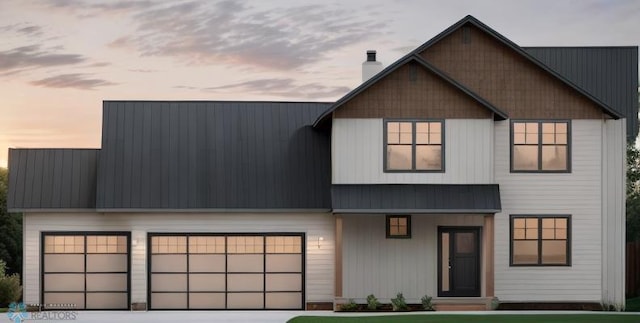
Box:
287;314;639;323
0;308;7;313
627;297;640;312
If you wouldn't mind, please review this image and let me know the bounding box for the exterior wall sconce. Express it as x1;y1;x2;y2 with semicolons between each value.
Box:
131;238;140;247
317;236;324;249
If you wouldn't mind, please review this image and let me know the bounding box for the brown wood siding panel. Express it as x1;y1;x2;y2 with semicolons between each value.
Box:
335;63;492;119
420;25;604;119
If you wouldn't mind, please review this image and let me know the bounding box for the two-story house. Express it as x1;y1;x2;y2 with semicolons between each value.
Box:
7;15;638;311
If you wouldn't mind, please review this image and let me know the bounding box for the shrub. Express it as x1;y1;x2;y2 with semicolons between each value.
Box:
339;299;358;311
421;294;434;310
391;292;409;311
366;294;380;310
0;260;22;307
490;297;500;310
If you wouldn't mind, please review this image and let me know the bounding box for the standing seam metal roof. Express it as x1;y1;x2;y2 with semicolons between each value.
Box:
524;46;639;141
95;101;332;210
7;149;98;211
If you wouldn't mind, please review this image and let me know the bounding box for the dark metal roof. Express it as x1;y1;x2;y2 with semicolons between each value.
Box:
7;149;98;211
315;15;624;126
96;101;332;211
524;46;639;141
313;53;509;126
331;184;501;214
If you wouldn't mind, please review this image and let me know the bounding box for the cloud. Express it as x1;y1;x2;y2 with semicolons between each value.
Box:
0;44;87;73
0;23;44;38
41;0;156;17
128;68;156;73
107;1;388;70
16;25;43;37
30;73;117;90
179;78;350;99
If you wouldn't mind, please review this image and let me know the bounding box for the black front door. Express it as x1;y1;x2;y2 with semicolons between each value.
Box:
438;227;481;297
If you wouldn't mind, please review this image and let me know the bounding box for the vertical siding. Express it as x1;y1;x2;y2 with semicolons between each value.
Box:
493;120;603;301
341;214;485;301
332;118;493;184
23;213;335;305
601;119;626;307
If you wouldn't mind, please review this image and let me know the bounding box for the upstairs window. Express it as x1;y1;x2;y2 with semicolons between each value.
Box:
385;120;443;172
511;121;570;172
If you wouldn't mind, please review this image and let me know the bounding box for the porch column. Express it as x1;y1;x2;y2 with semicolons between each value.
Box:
335;215;343;297
483;214;495;297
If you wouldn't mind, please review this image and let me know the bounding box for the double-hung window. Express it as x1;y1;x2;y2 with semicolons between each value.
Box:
511;121;570;172
510;215;571;266
385;120;443;171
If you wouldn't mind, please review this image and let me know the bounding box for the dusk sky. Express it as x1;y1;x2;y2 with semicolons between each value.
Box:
1;0;639;168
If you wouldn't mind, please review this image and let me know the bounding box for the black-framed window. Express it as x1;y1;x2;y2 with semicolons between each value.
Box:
386;215;411;238
385;120;443;172
510;215;571;266
511;120;570;172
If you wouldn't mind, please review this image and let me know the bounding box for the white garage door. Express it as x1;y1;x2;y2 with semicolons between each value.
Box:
42;233;130;310
149;233;304;310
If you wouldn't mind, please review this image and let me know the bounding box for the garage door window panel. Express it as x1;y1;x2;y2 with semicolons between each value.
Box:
42;233;130;310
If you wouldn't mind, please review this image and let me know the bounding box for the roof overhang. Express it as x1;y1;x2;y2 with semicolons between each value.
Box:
331;184;501;214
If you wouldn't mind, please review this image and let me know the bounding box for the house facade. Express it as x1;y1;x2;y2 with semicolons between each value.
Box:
7;16;638;310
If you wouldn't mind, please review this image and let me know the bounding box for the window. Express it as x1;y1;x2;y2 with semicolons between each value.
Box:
511;121;569;172
386;215;411;238
385;120;443;171
510;215;570;266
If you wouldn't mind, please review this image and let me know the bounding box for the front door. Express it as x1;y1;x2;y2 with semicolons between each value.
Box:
438;227;480;297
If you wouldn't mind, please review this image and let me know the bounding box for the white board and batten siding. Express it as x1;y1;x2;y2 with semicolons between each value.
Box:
493;119;617;302
601;119;626;307
332;118;494;184
23;213;335;305
341;214;485;302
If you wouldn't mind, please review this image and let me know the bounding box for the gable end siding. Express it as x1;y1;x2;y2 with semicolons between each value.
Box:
335;63;492;119
420;25;605;120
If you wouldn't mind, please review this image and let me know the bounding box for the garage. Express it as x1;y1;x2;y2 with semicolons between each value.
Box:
149;233;304;310
41;233;130;310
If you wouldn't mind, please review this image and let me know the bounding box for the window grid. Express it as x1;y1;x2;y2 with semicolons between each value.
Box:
386;215;411;239
385;120;443;172
512;121;569;172
86;235;127;254
44;235;85;254
511;215;570;266
151;236;188;254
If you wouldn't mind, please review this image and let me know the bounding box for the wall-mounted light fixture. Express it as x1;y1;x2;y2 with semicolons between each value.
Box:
131;238;140;247
317;236;324;249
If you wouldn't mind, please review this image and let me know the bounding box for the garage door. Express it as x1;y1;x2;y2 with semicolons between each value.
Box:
149;233;304;310
42;233;130;310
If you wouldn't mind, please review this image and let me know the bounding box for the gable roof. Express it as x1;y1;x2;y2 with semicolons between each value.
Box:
315;15;623;127
313;52;508;126
96;101;332;211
